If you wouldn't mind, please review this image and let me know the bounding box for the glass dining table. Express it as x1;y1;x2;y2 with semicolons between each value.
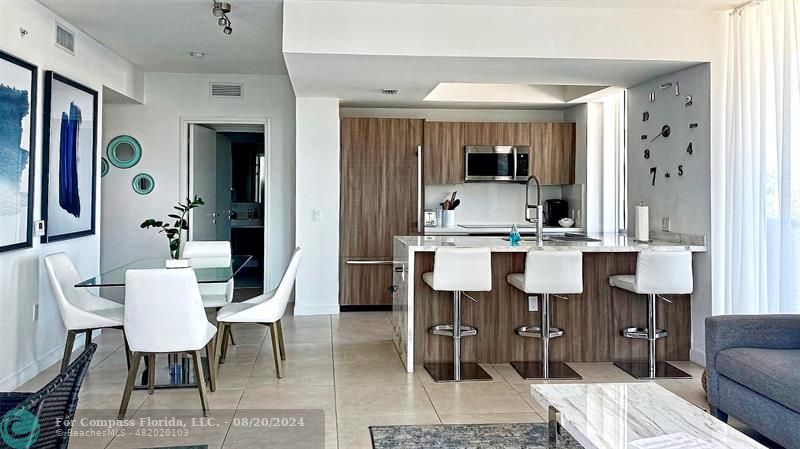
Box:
74;255;252;390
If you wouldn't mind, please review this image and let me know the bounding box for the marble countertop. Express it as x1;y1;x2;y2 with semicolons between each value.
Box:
395;233;706;253
424;225;584;235
531;383;765;449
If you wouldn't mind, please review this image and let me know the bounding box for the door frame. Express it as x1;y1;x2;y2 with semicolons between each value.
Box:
179;116;271;291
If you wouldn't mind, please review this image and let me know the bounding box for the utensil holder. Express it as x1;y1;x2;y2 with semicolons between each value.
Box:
443;210;456;228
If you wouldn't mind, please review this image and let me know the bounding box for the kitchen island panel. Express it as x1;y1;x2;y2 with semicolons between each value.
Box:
412;252;691;365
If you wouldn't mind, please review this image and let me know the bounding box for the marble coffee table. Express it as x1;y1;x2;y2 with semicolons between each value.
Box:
531;383;766;449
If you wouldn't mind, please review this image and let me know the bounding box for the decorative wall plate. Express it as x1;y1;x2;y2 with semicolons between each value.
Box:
132;173;154;195
101;158;109;177
107;135;142;169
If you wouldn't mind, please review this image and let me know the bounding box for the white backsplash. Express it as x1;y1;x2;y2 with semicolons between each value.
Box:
426;183;579;225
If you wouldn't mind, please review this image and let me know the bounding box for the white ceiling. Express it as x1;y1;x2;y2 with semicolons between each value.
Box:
295;0;744;10
285;53;699;109
37;0;287;75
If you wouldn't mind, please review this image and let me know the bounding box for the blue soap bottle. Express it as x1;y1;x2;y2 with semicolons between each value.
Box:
509;223;521;245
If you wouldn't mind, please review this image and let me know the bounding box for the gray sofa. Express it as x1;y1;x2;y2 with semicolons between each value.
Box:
705;315;800;448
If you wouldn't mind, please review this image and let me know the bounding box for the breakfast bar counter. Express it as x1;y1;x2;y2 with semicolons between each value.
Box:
391;234;706;372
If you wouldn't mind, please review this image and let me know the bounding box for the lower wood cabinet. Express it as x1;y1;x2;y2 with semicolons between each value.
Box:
339;258;394;307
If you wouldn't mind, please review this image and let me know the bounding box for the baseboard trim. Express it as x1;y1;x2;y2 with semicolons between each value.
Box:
0;331;96;391
292;304;340;316
340;305;392;312
690;348;706;367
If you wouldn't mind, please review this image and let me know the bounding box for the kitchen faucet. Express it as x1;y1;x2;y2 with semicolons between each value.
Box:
524;175;544;243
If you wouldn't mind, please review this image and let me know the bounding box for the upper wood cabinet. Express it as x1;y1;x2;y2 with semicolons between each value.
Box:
424;121;463;184
424;121;531;184
531;122;576;185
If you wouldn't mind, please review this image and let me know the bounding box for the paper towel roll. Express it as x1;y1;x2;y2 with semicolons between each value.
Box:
635;205;649;242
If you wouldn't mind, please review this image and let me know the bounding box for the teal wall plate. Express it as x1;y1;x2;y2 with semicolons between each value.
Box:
132;173;154;195
101;158;109;177
107;135;142;168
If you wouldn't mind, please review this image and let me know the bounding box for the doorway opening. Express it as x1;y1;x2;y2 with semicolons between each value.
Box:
185;121;269;298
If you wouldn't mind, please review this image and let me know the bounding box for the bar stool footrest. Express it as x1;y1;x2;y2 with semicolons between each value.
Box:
510;361;582;380
620;327;668;340
431;324;478;337
613;361;691;379
516;325;564;339
424;362;493;383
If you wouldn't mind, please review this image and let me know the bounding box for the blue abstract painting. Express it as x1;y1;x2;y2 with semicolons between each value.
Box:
0;85;30;217
58;102;82;217
42;71;97;242
0;50;36;253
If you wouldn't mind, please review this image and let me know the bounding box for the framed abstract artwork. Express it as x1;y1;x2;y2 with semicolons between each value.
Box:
41;71;98;243
0;50;37;253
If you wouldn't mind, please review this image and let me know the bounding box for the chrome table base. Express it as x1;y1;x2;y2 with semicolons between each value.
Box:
511;361;581;380
424;362;493;383
614;361;691;379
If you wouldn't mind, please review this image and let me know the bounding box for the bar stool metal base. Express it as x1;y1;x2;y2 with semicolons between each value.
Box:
424;362;493;383
614;361;691;379
511;361;582;380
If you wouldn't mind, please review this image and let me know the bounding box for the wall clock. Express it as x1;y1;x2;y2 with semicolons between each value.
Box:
641;84;696;187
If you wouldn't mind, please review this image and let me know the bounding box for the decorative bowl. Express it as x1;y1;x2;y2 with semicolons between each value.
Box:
558;218;575;228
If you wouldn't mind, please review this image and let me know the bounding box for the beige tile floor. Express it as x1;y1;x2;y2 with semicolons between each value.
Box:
18;310;768;449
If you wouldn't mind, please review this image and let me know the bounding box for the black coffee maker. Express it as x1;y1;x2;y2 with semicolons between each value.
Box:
544;199;569;226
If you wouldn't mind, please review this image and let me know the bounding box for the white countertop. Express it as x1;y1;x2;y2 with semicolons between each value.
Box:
531;383;765;449
395;233;706;252
424;225;583;235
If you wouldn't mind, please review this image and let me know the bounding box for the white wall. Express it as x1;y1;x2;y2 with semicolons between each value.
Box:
628;64;712;363
294;98;340;315
0;0;140;389
102;73;296;291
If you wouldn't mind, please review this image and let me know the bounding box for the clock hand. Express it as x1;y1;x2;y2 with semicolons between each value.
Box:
650;133;663;143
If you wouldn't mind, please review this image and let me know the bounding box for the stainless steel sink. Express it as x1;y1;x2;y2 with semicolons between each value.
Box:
502;234;601;243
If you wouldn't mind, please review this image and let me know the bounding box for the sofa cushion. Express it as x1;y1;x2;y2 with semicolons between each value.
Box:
716;347;800;414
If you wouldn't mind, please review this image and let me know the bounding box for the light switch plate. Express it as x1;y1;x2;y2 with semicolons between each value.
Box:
662;217;671;232
312;210;321;222
528;296;539;312
34;220;45;237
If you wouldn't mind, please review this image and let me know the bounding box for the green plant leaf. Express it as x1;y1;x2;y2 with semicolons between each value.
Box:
168;214;181;219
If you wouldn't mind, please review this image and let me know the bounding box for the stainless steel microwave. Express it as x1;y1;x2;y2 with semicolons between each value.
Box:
464;145;530;182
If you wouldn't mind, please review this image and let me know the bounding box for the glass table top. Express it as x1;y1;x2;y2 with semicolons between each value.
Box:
75;255;252;288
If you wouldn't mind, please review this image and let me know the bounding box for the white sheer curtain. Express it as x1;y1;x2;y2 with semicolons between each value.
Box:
724;0;800;314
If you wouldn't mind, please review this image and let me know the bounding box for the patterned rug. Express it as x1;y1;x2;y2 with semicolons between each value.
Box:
370;422;583;449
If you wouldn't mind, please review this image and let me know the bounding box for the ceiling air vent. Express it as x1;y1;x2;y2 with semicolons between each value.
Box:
55;23;75;54
210;83;243;98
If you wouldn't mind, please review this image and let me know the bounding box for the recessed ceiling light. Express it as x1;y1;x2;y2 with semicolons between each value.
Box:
382;89;399;95
189;51;206;59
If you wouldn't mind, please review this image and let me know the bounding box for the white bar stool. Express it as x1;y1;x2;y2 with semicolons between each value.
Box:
423;247;493;382
507;250;583;379
610;250;693;379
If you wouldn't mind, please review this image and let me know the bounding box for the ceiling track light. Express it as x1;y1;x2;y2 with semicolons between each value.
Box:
212;2;233;35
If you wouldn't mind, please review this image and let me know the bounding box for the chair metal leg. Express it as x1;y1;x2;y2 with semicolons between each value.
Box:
119;352;142;419
542;294;550;379
61;330;77;373
147;354;156;394
214;323;226;375
453;291;462;381
269;323;284;378
276;320;286;361
220;325;231;363
206;339;217;392
85;330;93;346
191;350;210;417
228;327;236;346
123;334;133;370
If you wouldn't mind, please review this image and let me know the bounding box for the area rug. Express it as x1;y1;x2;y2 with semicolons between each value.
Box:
370;422;582;449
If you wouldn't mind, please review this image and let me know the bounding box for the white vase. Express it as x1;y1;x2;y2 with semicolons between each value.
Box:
442;210;456;228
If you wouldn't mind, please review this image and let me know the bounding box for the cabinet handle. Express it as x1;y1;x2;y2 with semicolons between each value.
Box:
345;260;396;265
416;144;423;234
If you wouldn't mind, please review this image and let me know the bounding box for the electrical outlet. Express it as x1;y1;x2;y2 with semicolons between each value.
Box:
312;210;321;222
32;304;39;322
662;217;671;232
528;296;539;312
34;220;45;237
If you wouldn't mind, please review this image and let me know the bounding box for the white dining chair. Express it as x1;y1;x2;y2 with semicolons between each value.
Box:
214;248;302;379
44;252;125;373
183;240;237;361
118;268;217;419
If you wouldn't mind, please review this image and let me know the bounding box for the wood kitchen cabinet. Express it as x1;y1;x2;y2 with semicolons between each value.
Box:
531;122;576;185
424;121;531;184
424;121;463;184
339;117;423;307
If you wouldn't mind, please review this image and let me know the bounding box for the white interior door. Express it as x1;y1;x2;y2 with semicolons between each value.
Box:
189;124;218;241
